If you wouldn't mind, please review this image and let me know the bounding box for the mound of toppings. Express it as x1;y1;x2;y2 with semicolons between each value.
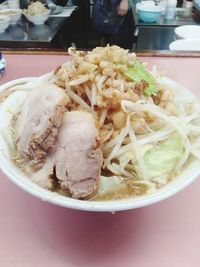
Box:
23;1;49;16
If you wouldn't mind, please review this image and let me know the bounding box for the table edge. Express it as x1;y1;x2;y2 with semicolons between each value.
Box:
1;49;200;58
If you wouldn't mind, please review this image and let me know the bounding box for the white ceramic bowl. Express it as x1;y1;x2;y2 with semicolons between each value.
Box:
137;5;164;23
0;15;10;33
175;25;200;40
169;38;200;51
0;75;200;212
0;8;22;25
24;10;50;25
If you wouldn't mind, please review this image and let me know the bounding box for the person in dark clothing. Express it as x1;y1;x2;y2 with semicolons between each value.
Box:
91;0;135;49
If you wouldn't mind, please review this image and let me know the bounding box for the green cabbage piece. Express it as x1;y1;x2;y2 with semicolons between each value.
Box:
144;134;184;177
124;60;157;96
119;145;152;168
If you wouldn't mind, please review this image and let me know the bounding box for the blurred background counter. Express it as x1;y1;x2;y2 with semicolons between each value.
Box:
0;16;70;48
135;11;198;50
0;0;199;51
0;1;91;49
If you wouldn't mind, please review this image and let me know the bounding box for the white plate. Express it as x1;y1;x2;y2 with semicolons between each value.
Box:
0;76;200;212
175;25;200;40
169;38;200;51
49;5;63;15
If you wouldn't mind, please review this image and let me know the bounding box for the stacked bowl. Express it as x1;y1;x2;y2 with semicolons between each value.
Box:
0;15;10;33
169;25;200;51
136;1;165;23
0;9;22;25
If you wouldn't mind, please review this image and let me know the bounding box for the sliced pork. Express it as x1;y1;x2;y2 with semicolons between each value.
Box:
31;111;102;199
31;154;56;190
15;83;70;166
54;111;102;198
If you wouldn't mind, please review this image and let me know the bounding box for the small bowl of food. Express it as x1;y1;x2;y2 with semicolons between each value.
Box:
0;15;10;33
23;1;50;25
0;9;22;25
0;46;200;212
137;5;164;22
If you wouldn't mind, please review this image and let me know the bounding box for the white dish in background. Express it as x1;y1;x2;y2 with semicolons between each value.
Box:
0;15;10;33
7;0;20;9
0;76;200;212
23;10;50;25
175;25;200;40
0;8;22;25
49;5;63;15
169;38;200;51
0;3;8;10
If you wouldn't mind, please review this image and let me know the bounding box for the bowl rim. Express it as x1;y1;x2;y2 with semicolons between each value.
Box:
0;14;10;22
137;6;164;12
23;9;50;18
0;8;22;15
0;76;200;212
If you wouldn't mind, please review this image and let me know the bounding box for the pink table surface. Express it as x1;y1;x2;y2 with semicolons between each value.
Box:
0;54;200;267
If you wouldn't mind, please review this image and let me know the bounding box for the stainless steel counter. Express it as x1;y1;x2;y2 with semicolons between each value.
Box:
136;26;175;51
135;9;199;51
